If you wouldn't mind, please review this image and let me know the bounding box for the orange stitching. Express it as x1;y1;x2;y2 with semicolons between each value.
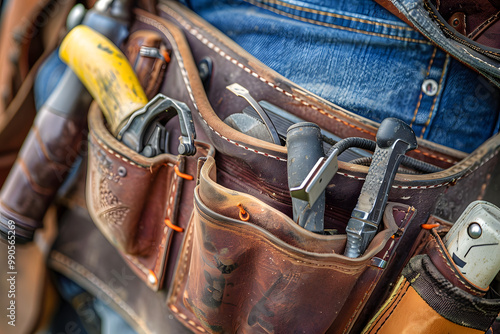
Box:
410;47;437;127
421;223;440;230
162;49;171;63
244;0;428;44
420;54;450;138
165;218;184;232
174;165;194;180
255;0;415;31
236;202;250;221
432;232;481;295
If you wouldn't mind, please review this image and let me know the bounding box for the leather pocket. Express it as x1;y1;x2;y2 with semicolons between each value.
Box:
364;227;500;334
167;156;416;333
86;106;212;291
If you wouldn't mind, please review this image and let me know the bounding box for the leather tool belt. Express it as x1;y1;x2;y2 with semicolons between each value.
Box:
2;1;500;333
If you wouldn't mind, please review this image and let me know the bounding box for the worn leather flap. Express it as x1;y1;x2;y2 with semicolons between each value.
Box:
167;156;416;333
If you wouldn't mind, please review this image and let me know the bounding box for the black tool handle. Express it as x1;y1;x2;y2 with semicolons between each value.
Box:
287;122;325;233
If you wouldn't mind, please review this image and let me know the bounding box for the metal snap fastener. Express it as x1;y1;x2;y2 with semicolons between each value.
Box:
422;79;438;96
117;166;127;177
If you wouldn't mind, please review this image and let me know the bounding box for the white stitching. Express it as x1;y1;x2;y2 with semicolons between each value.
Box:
140;11;500;190
137;15;287;162
158;5;459;165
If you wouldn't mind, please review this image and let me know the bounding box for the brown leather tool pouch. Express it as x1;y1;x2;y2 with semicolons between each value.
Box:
166;156;416;333
364;227;500;334
86;105;213;291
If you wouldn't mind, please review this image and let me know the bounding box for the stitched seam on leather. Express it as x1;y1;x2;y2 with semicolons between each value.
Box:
344;145;497;189
168;214;207;333
373;281;411;333
468;11;500;40
159;5;459;166
157;5;376;137
420;54;450;138
50;251;151;333
91;130;148;169
432;232;479;295
244;0;428;44
410;47;437;127
167;173;178;219
137;14;287;162
424;1;500;58
343;275;380;334
253;0;415;31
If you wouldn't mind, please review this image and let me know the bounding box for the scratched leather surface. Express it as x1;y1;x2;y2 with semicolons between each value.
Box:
166;156;416;333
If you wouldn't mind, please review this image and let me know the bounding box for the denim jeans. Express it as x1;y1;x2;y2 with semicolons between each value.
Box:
180;0;500;153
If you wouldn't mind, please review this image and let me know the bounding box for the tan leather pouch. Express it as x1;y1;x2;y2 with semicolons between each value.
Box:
166;156;417;333
364;227;500;334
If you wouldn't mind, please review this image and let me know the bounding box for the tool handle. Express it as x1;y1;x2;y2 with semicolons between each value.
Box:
286;122;325;233
0;71;89;243
60;25;148;136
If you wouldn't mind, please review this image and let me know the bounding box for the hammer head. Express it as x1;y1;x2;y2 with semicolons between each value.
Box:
376;117;417;151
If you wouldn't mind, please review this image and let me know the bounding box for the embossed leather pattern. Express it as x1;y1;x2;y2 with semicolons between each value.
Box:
87;106;213;291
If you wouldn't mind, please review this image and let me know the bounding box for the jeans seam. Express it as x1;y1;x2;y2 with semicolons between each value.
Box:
420;54;450;138
410;47;437;128
254;0;415;31
243;0;430;44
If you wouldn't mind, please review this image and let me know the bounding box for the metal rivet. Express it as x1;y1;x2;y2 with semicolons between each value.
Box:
422;79;438;96
147;271;158;285
117;166;127;177
467;222;482;239
198;57;213;87
452;18;460;27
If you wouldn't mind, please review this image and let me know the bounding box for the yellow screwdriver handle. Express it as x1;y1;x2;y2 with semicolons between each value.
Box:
59;25;149;136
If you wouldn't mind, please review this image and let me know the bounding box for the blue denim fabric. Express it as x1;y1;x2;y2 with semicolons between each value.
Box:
181;0;500;153
34;48;67;110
